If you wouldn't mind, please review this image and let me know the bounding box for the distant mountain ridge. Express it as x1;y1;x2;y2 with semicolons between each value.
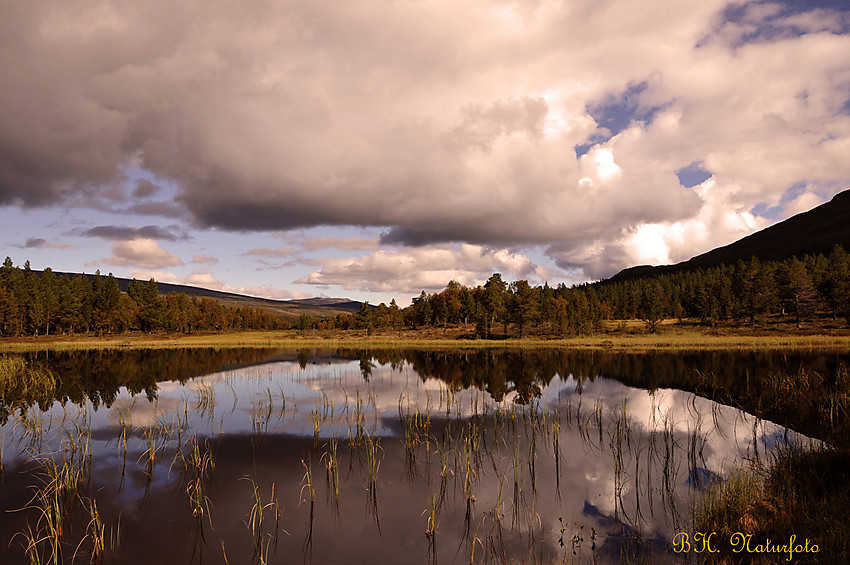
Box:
611;189;850;281
42;271;363;318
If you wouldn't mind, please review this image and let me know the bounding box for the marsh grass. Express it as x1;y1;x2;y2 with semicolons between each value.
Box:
695;364;850;447
398;396;434;481
0;357;56;426
244;476;282;565
250;395;274;446
12;425;100;565
321;435;340;509
310;409;321;450
696;446;850;563
180;436;215;542
691;364;850;563
364;434;382;529
139;426;162;481
75;497;119;565
299;458;315;553
114;408;131;478
424;489;441;563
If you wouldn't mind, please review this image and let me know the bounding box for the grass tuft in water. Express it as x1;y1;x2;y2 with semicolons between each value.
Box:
0;357;56;426
696;445;850;563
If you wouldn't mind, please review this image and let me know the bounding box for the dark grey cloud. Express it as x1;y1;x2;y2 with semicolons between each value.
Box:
548;239;637;281
77;225;189;242
23;238;47;248
380;227;437;247
0;2;131;207
133;179;161;198
16;237;72;250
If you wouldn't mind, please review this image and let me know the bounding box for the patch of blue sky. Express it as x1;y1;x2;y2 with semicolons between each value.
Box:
575;82;667;158
574;136;607;159
121;163;172;190
676;162;713;188
709;0;850;49
0;205;110;274
113;165;186;217
750;182;808;221
772;0;850;13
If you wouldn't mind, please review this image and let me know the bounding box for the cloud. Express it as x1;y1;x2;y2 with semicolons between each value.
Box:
298;236;379;252
548;179;773;279
21;237;72;249
242;247;299;257
1;1;849;281
133;179;161;198
704;2;850;48
95;238;184;270
119;201;187;218
78;225;188;241
238;285;312;300
297;243;544;295
132;270;311;300
191;254;218;265
781;190;828;218
24;238;47;249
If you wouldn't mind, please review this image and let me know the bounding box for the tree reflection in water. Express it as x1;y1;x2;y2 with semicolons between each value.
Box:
0;347;840;564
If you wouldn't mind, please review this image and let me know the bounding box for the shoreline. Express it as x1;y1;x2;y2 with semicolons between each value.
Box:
3;327;850;352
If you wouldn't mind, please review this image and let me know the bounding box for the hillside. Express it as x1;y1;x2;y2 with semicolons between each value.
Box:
612;189;850;281
47;272;363;319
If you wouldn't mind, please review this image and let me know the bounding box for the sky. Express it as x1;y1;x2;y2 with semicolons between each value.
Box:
1;0;849;306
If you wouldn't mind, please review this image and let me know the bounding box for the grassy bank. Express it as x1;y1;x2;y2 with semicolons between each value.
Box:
694;362;850;563
2;325;850;353
696;447;850;564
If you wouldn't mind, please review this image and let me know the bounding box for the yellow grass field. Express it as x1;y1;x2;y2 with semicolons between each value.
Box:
2;324;850;352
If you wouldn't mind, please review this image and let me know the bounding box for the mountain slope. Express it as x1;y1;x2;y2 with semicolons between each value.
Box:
611;189;850;281
46;272;363;318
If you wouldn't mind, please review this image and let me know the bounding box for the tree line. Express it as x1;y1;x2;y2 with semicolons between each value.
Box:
0;258;287;336
3;244;850;338
319;245;850;336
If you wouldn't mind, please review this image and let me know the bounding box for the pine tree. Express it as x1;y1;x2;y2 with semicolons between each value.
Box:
821;245;850;321
128;279;165;332
482;273;507;338
784;257;816;328
735;257;776;326
508;280;537;338
411;291;432;328
639;281;664;332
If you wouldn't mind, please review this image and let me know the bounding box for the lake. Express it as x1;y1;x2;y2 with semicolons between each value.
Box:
0;348;839;564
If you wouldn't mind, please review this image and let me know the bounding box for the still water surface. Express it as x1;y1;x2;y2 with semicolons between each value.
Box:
0;348;833;564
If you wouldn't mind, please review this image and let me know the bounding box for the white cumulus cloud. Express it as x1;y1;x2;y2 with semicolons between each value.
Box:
96;238;183;270
297;243;545;296
2;0;849;283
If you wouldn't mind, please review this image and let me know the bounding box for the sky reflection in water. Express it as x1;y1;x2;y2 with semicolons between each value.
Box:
0;351;814;564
